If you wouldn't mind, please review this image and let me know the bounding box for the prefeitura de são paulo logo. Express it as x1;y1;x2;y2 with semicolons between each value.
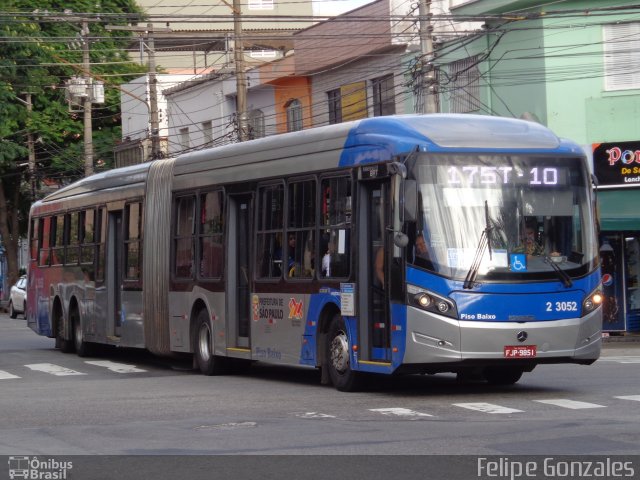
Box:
8;456;73;479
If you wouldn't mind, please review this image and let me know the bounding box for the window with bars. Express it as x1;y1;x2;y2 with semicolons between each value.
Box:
603;23;640;91
372;74;396;116
448;56;481;113
328;89;342;124
286;99;303;132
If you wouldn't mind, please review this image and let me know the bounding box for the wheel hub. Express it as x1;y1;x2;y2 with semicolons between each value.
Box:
330;331;349;374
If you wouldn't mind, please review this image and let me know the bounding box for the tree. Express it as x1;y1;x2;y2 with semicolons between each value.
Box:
0;1;145;296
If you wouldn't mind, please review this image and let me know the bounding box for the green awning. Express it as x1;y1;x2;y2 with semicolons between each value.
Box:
598;189;640;231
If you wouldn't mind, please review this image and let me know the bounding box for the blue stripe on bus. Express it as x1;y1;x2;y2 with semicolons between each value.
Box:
407;266;601;321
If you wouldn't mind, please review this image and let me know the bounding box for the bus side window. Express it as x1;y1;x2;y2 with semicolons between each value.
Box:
199;190;224;279
38;217;50;267
173;196;194;279
125;202;143;280
256;183;284;279
320;176;352;279
287;179;315;279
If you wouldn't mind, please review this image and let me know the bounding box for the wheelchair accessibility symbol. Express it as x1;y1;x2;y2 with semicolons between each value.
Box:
510;253;527;272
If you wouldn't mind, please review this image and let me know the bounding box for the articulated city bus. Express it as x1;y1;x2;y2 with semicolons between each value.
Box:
27;114;603;391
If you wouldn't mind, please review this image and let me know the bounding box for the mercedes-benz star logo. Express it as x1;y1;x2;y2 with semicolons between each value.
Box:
516;331;528;342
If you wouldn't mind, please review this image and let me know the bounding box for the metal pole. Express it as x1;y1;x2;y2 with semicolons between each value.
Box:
82;19;94;176
418;0;437;114
25;93;36;200
233;0;249;142
147;23;161;159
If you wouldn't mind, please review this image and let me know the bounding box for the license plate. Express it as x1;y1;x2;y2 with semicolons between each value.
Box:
504;345;537;358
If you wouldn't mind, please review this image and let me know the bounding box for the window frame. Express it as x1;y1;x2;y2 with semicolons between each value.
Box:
285;176;317;282
255;181;286;282
198;188;226;281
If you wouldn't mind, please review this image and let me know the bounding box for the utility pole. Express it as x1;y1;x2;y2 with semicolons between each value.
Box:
418;0;438;114
232;0;249;141
25;93;36;200
147;23;161;159
82;19;94;176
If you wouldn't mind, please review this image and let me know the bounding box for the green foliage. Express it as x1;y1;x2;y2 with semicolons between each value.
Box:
0;0;146;282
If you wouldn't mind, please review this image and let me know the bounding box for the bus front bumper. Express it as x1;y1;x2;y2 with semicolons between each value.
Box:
400;305;602;371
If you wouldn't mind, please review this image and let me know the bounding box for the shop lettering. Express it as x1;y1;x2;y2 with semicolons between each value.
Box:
607;146;640;166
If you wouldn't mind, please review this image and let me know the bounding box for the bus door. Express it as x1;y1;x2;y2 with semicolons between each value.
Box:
227;193;253;349
358;176;392;362
106;208;124;338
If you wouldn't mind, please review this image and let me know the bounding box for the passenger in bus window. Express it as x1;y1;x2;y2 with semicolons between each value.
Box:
374;246;385;287
322;248;331;277
514;223;544;256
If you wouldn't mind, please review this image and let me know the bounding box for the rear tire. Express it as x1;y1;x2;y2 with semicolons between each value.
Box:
72;307;94;357
55;308;74;354
9;301;17;319
194;309;227;375
483;366;523;385
326;314;363;392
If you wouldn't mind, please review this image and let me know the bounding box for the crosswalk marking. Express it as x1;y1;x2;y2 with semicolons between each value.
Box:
84;360;147;373
0;370;20;380
25;363;86;376
369;407;432;418
615;395;640;402
453;402;523;414
533;399;606;409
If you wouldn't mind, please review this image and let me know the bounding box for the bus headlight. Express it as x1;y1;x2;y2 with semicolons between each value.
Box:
582;285;603;315
407;284;458;319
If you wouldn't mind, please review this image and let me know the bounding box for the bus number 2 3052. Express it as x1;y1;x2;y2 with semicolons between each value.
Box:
546;301;578;312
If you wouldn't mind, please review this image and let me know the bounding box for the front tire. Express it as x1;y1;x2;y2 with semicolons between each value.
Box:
8;301;17;319
326;314;363;392
194;309;227;375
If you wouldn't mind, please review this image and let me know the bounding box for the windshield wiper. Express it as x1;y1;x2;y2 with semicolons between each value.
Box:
544;255;573;288
463;201;493;289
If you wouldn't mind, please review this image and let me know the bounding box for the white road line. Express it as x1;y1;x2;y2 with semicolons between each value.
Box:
0;370;21;380
25;363;86;376
534;399;606;409
599;356;640;364
293;412;337;419
453;403;523;414
615;395;640;402
84;360;147;373
369;407;433;418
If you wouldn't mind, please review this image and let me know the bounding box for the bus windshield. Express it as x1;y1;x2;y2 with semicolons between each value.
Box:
408;153;598;282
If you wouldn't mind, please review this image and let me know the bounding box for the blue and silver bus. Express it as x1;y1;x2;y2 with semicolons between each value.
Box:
27;114;602;391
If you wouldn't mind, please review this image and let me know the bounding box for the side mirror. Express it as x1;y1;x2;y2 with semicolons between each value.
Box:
393;232;409;248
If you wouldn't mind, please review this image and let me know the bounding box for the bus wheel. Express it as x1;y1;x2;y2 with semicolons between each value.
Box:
55;309;74;354
483;366;523;385
327;314;362;392
71;308;93;357
194;310;226;376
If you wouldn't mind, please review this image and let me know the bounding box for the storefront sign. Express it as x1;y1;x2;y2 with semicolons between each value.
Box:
593;141;640;187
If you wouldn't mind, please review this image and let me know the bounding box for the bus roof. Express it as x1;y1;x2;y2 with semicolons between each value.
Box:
33;114;585;207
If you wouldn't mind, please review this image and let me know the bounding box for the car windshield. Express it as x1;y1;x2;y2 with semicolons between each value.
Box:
406;153;598;282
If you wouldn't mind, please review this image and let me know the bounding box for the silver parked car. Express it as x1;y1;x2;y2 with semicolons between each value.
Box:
9;275;27;319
